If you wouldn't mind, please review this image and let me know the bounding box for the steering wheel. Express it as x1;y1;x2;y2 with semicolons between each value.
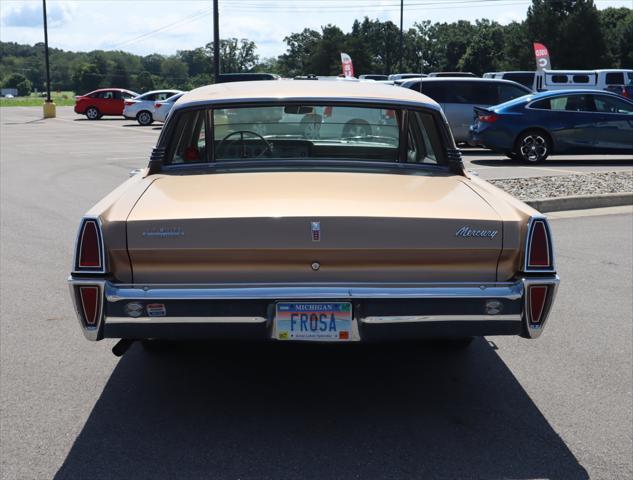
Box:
216;130;273;159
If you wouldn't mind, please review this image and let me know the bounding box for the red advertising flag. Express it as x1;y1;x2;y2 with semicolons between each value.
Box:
533;43;550;71
340;52;354;78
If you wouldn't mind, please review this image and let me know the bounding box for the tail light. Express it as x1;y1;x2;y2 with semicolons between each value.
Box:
323;106;333;117
124;100;134;106
478;113;499;123
73;218;105;273
527;284;550;329
79;286;100;326
524;217;554;272
155;102;162;109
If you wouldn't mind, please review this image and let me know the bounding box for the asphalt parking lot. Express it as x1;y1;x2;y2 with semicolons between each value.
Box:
1;106;632;479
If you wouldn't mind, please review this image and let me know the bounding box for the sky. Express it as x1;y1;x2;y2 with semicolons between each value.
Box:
1;0;631;59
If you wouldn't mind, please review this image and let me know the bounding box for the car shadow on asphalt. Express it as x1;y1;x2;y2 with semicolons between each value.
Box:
53;338;588;480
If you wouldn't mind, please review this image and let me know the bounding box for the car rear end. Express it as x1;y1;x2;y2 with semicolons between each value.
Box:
68;88;558;345
469;96;529;153
68;172;558;343
123;97;142;119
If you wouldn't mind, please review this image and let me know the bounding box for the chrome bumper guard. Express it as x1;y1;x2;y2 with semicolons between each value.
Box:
68;276;559;341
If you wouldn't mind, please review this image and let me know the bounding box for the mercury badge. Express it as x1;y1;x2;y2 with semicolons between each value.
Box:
455;226;499;239
311;221;321;242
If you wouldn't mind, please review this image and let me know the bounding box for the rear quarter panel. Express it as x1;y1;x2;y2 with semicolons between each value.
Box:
462;174;539;280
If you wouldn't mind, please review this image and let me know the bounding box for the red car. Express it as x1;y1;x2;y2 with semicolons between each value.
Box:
74;88;138;120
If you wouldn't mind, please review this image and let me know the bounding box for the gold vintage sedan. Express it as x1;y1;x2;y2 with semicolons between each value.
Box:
68;80;559;353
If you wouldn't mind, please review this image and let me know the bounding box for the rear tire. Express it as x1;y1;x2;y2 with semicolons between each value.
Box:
137;110;153;126
514;130;550;163
85;106;100;120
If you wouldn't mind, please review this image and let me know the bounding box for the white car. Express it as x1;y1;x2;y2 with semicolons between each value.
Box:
152;92;186;123
123;89;182;125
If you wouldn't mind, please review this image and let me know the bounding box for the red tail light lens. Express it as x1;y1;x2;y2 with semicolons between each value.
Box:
479;113;499;123
124;100;134;106
74;219;104;272
155;103;162;108
79;286;100;326
528;285;549;325
526;219;553;270
323;106;333;117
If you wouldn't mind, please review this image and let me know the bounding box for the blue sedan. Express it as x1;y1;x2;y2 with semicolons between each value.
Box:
470;89;633;162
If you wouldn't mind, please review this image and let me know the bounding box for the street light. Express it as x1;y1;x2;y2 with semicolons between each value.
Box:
42;0;56;118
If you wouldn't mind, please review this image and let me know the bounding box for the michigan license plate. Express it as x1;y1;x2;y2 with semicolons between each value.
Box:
275;302;352;341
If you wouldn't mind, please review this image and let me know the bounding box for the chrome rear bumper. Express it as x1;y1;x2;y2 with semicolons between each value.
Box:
69;277;559;342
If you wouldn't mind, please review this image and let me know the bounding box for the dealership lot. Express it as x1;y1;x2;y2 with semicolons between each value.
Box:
1;106;632;479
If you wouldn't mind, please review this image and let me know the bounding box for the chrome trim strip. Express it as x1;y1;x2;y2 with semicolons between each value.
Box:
106;316;268;324
361;314;521;324
104;281;524;302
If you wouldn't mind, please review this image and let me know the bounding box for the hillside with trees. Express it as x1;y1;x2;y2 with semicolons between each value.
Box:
1;1;630;95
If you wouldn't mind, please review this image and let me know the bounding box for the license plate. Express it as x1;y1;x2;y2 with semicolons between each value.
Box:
275;302;352;341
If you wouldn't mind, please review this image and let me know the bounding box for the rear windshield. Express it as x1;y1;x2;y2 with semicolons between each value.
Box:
165;104;444;167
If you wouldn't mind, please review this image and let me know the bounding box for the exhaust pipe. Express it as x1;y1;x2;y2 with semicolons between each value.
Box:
112;339;134;357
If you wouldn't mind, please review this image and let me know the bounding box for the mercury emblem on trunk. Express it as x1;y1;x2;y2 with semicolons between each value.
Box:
311;221;321;242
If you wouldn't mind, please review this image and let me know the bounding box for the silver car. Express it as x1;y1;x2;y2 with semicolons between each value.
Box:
123;89;182;125
401;78;532;144
153;92;186;123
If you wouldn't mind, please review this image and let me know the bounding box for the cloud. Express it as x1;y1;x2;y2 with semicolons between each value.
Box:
2;1;74;28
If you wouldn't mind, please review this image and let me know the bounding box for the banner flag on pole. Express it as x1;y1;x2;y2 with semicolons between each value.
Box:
341;52;354;78
533;43;550;71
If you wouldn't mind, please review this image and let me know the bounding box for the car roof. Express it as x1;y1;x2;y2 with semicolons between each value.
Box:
139;89;182;95
532;88;631;98
178;80;439;107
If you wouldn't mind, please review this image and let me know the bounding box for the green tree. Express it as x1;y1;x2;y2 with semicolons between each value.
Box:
458;20;505;75
278;28;321;77
72;63;101;93
526;0;608;68
136;70;154;92
3;72;32;95
310;25;346;75
161;57;189;88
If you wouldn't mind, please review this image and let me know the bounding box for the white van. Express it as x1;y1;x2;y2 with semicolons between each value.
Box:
483;71;535;90
534;69;633;95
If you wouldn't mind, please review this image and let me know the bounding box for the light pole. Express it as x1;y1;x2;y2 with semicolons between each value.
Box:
399;0;404;72
42;0;55;117
213;0;220;83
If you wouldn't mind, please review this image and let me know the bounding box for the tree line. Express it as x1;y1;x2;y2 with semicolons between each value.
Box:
1;0;631;96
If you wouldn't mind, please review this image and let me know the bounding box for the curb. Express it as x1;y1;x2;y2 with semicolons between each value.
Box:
526;192;633;213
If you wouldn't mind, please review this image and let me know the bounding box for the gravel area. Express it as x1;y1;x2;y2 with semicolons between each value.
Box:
490;170;633;201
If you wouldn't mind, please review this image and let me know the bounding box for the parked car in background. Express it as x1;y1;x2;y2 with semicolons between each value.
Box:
153;92;186;123
388;73;427;81
359;74;389;81
123;89;182;125
74;88;138;120
484;71;536;90
533;69;633;97
401;78;532;143
470;89;633;162
68;80;559;350
216;73;280;83
428;72;478;78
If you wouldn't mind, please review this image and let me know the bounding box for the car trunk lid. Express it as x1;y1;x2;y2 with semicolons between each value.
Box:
125;171;503;284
